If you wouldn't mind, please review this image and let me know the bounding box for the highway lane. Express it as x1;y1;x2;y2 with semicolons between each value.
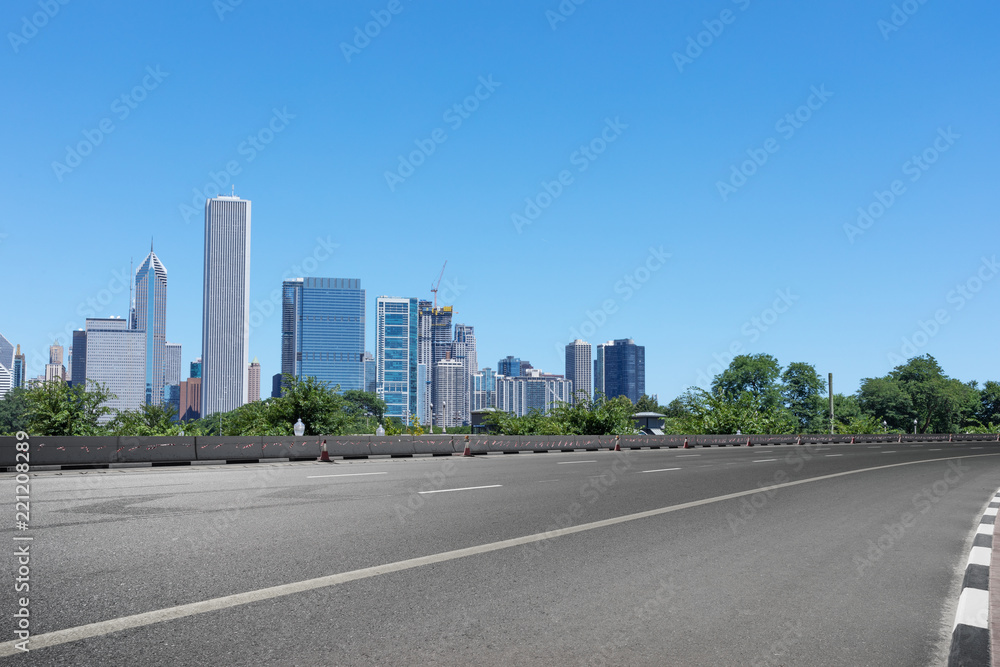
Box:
4;442;1000;665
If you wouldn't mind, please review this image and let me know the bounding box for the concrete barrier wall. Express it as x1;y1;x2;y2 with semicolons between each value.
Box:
1;432;996;468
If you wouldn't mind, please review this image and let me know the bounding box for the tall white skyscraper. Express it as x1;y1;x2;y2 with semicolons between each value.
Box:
135;246;168;405
451;324;477;425
201;195;251;417
565;339;592;404
0;333;14;399
433;358;465;428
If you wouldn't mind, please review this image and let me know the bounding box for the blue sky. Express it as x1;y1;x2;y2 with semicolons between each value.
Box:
2;0;998;401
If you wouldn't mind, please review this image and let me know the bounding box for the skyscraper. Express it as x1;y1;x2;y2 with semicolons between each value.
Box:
376;296;419;424
248;358;261;402
134;246;168;405
494;372;573;417
363;351;376;394
472;367;496;411
498;355;523;377
451;324;477;425
0;333;13;399
201;195;251;416
281;278;365;392
565;339;592;404
82;317;146;420
12;345;25;390
603;338;645;404
433;358;465;428
190;358;202;378
45;341;66;383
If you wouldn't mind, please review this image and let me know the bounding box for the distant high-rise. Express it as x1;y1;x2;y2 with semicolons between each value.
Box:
363;352;376;394
494;373;573;417
565;339;592;404
49;342;63;366
433;358;465;428
376;296;419;424
164;343;182;387
134;246;168;405
451;324;477;425
82;317;145;420
12;344;26;390
179;378;202;422
45;341;66;383
248;358;261;403
603;338;645;404
0;333;13;399
271;373;283;399
281;278;365;392
498;355;522;377
201;195;251;416
594;342;608;398
190;358;202;379
472;367;496;411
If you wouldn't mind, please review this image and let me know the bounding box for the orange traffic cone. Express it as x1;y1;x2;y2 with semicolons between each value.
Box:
796;435;802;446
318;439;331;462
613;435;621;452
850;436;855;444
462;435;472;457
683;437;690;449
746;437;752;447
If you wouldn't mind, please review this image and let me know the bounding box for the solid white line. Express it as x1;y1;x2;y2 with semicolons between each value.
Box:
825;454;842;457
972;447;983;450
868;446;881;448
556;460;597;465
752;459;777;463
640;468;681;473
307;472;389;479
676;454;701;457
418;485;501;494
537;479;560;483
954;587;989;629
882;451;897;454
5;452;998;658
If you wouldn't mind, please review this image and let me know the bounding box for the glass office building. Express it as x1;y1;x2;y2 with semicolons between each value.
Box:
603;338;645;404
281;278;365;392
376;296;418;424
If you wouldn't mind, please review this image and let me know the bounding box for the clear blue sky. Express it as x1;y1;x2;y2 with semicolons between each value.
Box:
2;0;998;401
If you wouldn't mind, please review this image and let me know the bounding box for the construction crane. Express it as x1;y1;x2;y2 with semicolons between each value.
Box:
430;261;447;310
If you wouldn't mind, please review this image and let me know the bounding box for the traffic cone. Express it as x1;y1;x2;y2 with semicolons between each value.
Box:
850;436;855;444
746;437;752;447
898;434;903;443
683;437;691;449
462;435;472;457
796;435;802;446
318;440;331;462
949;433;953;443
613;435;621;452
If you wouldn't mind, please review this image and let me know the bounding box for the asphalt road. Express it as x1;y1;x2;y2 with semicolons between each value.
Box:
3;441;1000;666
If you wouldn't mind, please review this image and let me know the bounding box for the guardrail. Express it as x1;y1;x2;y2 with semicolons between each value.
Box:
0;432;997;470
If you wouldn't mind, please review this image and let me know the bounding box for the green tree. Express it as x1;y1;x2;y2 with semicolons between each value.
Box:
976;381;1000;426
22;379;116;436
781;362;825;431
634;394;664;414
712;354;783;409
672;388;796;435
0;388;29;435
549;394;639;435
108;402;183;436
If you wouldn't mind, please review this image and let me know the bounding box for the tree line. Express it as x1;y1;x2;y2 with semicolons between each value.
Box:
1;355;997;437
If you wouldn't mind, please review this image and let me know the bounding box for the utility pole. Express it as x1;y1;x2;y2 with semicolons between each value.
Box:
829;373;834;435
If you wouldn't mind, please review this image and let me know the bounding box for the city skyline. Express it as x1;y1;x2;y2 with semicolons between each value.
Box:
3;2;997;405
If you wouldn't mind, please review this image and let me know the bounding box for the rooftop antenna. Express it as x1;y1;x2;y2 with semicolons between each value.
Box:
232;185;235;197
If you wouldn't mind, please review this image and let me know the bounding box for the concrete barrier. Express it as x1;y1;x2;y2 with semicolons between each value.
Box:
482;436;526;454
32;436;117;466
261;437;321;460
116;436;196;464
415;436;458;456
195;437;264;462
324;436;372;458
368;436;416;457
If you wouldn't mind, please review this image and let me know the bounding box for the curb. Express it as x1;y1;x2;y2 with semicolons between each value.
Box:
948;488;999;666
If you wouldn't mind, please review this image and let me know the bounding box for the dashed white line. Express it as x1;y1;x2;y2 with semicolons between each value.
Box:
882;451;897;454
307;472;389;479
556;461;597;465
676;454;701;457
640;468;681;474
825;454;842;457
930;449;942;452
418;485;502;494
752;459;777;463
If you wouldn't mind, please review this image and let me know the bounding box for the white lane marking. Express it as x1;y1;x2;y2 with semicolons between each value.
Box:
7;452;999;658
825;454;842;457
307;472;389;479
752;459;777;463
556;461;597;465
930;449;941;451
640;468;681;473
418;485;502;495
676;454;701;457
972;447;984;450
882;451;897;454
954;587;989;629
969;546;992;567
868;446;881;449
537;479;560;483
